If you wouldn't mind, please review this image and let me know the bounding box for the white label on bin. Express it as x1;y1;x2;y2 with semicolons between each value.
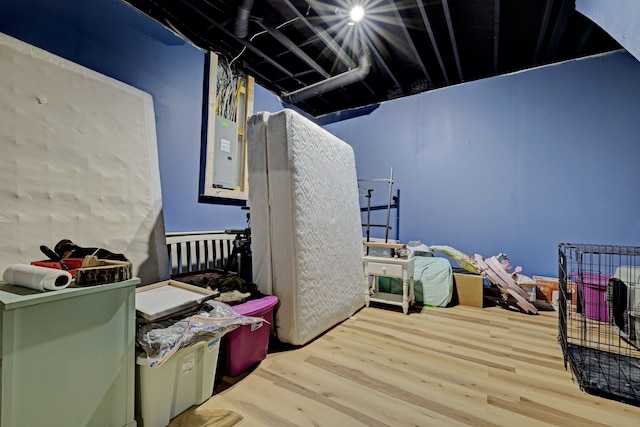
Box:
182;353;195;375
251;321;263;332
207;338;220;352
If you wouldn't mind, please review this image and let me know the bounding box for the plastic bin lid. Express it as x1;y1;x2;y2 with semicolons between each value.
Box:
572;272;611;288
232;295;279;316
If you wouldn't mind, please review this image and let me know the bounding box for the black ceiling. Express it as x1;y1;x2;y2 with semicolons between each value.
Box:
124;0;621;118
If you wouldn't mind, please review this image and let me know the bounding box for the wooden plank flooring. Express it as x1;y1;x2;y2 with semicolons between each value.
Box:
169;304;640;426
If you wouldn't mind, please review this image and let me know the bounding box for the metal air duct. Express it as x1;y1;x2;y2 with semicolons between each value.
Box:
234;0;254;38
280;48;371;104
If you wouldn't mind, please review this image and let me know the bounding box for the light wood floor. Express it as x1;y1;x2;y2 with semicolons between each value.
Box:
169;303;640;427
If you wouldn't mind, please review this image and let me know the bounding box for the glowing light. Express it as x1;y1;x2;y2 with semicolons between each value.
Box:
350;6;365;23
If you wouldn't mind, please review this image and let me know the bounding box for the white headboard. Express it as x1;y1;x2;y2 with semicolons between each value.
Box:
0;33;168;284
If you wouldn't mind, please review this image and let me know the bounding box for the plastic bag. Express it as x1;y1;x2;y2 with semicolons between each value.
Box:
407;240;434;257
430;245;480;274
137;300;265;367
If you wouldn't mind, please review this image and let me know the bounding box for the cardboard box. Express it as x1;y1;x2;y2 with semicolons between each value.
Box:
453;272;484;308
533;276;578;311
533;276;559;304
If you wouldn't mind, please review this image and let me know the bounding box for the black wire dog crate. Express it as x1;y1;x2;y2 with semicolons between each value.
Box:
558;243;640;405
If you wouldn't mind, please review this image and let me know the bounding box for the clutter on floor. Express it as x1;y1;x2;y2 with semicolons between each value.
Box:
372;250;455;309
559;243;640;407
134;268;279;427
474;253;538;314
430;244;481;274
135;298;265;368
452;270;484;308
414;256;453;307
428;245;539;314
533;275;560;306
171;269;265;304
365;243;539;314
135;279;220;321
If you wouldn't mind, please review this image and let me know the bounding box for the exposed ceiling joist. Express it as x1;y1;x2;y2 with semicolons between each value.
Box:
388;0;431;85
442;0;463;82
416;0;449;85
576;21;595;55
177;0;296;79
363;34;404;93
534;0;555;66
256;21;330;79
282;0;355;70
545;0;574;61
494;0;500;74
124;0;621;118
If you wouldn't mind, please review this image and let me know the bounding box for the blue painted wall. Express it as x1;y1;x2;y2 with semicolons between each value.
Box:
3;0;640;277
0;0;248;232
324;51;640;277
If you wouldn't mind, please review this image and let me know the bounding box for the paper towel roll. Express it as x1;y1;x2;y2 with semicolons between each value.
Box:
2;264;73;291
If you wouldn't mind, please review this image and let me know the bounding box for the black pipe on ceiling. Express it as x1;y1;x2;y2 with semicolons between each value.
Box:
234;0;254;38
280;48;372;104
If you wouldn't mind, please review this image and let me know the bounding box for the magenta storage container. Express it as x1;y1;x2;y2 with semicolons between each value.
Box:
224;295;279;376
573;272;611;322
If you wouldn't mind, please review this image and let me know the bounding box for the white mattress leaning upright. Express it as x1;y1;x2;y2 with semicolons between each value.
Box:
247;109;365;345
246;112;274;296
0;32;168;285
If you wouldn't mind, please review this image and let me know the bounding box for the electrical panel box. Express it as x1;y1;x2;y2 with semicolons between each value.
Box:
213;116;239;189
199;50;254;204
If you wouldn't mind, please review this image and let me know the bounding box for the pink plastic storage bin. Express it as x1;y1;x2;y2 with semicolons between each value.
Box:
224;295;278;376
573;272;611;322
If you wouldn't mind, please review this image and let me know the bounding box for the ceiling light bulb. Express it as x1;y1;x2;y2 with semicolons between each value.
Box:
350;6;365;22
